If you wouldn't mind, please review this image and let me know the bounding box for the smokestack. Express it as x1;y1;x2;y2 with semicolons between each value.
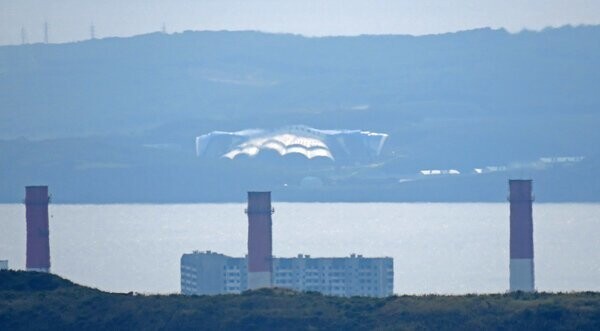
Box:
25;186;51;273
245;192;273;289
509;179;534;292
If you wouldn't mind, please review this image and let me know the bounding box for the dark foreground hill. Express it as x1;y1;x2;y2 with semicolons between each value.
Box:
1;271;599;330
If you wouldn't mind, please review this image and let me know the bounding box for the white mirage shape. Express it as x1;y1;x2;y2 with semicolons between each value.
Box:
196;125;388;162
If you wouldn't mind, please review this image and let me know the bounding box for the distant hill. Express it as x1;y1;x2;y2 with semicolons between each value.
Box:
0;27;599;202
1;271;599;330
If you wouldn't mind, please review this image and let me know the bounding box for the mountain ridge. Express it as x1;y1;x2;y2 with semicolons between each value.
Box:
1;26;598;202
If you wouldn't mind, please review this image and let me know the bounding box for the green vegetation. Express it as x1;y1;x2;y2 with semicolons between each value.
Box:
1;271;599;330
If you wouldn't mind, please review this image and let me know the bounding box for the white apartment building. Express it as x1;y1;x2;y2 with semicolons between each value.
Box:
181;251;393;297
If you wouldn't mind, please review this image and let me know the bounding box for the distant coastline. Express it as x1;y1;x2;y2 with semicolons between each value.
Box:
2;26;599;203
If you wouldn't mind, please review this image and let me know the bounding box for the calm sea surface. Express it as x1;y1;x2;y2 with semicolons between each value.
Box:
1;203;599;294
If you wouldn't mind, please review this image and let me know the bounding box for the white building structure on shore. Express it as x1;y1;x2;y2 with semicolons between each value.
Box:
181;251;393;297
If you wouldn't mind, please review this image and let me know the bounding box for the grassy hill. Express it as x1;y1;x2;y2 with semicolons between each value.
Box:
1;271;599;330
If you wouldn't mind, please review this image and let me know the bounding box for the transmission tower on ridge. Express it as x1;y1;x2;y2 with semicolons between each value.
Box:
44;22;49;44
90;23;96;39
21;27;28;45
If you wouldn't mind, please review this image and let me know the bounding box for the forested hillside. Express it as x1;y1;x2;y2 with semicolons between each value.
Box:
0;271;600;330
1;271;599;330
1;26;599;202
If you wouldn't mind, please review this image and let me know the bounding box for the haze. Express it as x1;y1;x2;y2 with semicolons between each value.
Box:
2;0;600;45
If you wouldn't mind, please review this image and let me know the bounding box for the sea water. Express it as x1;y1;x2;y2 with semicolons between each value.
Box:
1;203;599;294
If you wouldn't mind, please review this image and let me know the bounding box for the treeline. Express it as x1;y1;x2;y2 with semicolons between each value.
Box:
1;271;599;330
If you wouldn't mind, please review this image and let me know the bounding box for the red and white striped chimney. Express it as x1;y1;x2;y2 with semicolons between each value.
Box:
245;191;273;289
509;179;534;292
25;186;51;273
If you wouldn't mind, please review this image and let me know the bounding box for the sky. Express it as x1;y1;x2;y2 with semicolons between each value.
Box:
1;0;600;45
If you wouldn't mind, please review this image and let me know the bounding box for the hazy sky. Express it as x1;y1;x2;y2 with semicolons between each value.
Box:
2;0;600;45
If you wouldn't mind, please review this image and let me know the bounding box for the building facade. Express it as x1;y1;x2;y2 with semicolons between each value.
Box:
181;251;393;297
0;260;7;271
181;251;248;295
